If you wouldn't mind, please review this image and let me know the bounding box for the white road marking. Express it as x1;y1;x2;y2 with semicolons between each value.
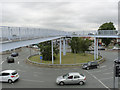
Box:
54;69;60;70
86;70;111;90
1;61;4;64
18;61;19;64
100;65;106;68
34;74;39;77
17;69;26;72
103;72;113;75
34;72;41;74
21;79;44;83
89;67;113;73
100;77;113;81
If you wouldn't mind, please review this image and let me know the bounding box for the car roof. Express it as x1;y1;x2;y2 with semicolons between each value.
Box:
68;72;80;76
1;70;16;73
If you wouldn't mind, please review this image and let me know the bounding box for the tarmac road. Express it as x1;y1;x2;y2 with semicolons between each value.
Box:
1;47;119;89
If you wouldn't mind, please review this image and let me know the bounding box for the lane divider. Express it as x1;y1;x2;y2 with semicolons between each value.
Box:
85;70;111;90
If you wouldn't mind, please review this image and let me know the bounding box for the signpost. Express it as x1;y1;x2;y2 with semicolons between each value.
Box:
40;56;43;62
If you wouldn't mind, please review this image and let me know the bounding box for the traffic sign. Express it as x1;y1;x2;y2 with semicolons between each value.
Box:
40;56;43;60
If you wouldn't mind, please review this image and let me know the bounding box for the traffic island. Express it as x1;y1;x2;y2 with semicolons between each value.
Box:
26;53;104;68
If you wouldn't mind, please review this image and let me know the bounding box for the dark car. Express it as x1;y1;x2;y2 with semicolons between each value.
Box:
82;61;99;70
11;52;19;57
7;56;14;63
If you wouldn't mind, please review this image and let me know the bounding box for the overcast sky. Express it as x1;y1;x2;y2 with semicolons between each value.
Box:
1;0;119;31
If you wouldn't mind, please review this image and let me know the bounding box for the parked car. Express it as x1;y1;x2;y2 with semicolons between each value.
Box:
11;52;19;57
82;61;99;70
113;46;120;50
0;70;19;83
7;56;14;63
88;32;94;35
56;72;86;86
98;46;105;50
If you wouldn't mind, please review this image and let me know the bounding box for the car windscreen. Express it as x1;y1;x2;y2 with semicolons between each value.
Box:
92;62;97;65
80;74;84;77
83;63;88;65
63;73;69;78
12;71;17;75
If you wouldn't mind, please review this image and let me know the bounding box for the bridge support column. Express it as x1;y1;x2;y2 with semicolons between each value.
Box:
19;27;21;40
51;40;54;64
97;38;99;59
94;37;97;60
60;38;62;64
63;38;66;56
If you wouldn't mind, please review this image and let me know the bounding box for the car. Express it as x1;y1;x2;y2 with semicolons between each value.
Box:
82;61;99;70
11;52;19;57
113;46;120;50
0;70;19;83
88;32;94;35
32;45;38;49
56;72;86;86
98;46;105;50
7;56;14;63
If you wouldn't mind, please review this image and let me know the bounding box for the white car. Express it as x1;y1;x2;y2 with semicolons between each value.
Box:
113;46;120;50
56;72;86;85
0;70;19;83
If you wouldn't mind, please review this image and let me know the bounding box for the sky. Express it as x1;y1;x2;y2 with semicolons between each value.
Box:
1;0;119;31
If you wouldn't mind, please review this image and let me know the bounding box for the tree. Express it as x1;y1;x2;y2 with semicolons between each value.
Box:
79;38;92;55
38;41;59;61
98;22;116;47
68;37;92;55
98;22;116;30
68;37;80;53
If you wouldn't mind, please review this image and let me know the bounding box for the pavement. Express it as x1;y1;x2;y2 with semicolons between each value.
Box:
1;47;119;89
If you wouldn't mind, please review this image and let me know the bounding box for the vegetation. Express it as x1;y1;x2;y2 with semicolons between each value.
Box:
98;22;116;47
29;53;101;64
68;37;92;55
37;41;59;61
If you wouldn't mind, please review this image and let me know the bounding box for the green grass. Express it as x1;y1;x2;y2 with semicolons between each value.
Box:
29;53;101;64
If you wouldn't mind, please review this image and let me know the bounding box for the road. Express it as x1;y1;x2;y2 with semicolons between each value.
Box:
1;47;119;89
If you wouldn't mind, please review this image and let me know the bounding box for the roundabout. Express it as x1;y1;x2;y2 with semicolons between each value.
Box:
27;52;103;68
1;47;118;88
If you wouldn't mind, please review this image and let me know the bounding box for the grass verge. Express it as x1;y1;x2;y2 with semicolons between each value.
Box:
29;53;101;64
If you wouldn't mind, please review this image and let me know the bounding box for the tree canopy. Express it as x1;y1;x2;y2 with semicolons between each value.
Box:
38;41;59;61
69;37;92;54
98;22;116;47
98;22;116;30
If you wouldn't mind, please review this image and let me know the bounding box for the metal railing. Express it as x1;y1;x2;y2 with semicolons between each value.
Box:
97;30;118;35
0;26;68;42
0;26;118;42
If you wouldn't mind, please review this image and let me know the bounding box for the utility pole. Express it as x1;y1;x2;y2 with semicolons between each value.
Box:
94;37;96;60
51;40;54;64
59;38;62;64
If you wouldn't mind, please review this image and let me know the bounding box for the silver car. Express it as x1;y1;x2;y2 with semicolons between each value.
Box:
56;72;86;85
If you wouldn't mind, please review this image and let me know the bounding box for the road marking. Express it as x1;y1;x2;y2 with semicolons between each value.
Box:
103;72;113;75
17;69;26;72
18;61;19;64
21;79;44;83
89;67;113;73
86;70;111;90
54;69;60;70
34;72;41;74
100;77;113;81
1;61;4;64
34;74;39;77
100;65;106;68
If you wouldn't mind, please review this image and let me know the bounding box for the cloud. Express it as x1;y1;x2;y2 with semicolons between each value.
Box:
1;0;119;31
